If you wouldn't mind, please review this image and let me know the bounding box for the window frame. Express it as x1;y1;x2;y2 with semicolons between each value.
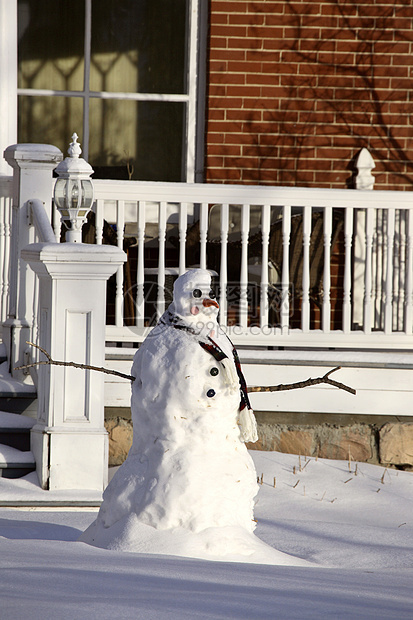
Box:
17;0;203;183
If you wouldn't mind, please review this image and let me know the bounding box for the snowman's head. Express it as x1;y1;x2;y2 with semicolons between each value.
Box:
172;269;219;328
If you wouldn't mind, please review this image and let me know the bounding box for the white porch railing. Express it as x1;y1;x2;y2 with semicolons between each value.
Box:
91;180;413;350
1;174;412;351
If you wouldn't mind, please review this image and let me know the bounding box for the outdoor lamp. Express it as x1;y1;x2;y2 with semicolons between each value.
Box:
54;133;94;242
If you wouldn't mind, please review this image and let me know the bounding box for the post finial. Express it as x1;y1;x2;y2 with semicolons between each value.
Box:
68;133;82;158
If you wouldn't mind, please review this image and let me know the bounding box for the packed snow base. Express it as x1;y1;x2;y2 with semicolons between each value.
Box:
81;270;283;563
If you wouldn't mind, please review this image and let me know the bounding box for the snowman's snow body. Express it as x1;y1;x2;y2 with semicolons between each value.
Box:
80;269;275;561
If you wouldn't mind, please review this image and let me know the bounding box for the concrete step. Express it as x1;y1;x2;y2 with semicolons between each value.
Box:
0;411;36;479
0;443;36;479
0;366;37;416
0;411;35;451
0;344;37;473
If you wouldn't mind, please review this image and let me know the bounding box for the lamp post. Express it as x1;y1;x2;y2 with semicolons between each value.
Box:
54;133;94;242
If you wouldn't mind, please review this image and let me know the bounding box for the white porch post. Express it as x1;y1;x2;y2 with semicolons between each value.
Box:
2;144;63;380
0;0;17;177
21;243;126;491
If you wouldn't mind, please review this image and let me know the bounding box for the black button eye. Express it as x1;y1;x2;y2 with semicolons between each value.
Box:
207;389;215;398
209;289;216;299
193;288;202;298
210;367;219;376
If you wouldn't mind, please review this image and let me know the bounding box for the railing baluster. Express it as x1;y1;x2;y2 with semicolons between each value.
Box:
136;201;146;328
2;196;11;324
219;203;229;325
384;208;395;334
1;197;11;323
199;202;208;270
260;204;271;329
322;207;332;332
372;209;384;330
179;202;187;275
395;210;406;331
239;204;250;329
31;267;39;349
115;200;125;328
404;209;413;334
342;206;353;333
363;208;374;333
392;210;400;331
0;197;5;323
301;207;311;332
52;201;61;242
157;202;167;320
281;205;291;332
95;199;104;245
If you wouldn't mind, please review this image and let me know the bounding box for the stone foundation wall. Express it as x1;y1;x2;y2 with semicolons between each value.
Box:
105;409;413;470
105;414;133;466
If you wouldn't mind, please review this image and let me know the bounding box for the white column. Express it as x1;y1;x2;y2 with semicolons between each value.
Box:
21;242;126;491
3;144;63;380
0;0;18;176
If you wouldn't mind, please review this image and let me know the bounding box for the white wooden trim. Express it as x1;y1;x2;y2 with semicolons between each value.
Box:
281;205;291;331
239;203;250;329
178;203;188;274
199;202;208;269
115;201;125;327
342;207;353;333
186;0;200;182
260;204;271;329
157;202;167;319
0;0;17;175
301;207;311;332
17;88;190;103
136;201;146;328
93;179;413;208
322;207;332;333
404;211;413;334
219;204;229;325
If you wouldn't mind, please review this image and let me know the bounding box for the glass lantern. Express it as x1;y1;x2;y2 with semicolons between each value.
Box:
54;133;94;242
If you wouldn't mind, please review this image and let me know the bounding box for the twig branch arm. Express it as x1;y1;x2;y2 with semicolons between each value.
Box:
15;342;135;382
16;344;356;395
247;366;356;395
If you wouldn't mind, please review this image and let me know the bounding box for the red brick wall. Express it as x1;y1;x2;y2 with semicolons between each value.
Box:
205;0;413;189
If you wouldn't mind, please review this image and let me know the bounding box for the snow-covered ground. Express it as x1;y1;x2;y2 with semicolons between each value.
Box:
0;450;412;619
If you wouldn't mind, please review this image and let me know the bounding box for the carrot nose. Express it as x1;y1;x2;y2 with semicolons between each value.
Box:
203;298;219;309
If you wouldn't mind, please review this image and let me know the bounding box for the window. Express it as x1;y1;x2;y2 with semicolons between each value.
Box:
17;0;202;182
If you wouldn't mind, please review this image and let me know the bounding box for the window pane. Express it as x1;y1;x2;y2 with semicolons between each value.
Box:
18;95;84;148
90;0;187;94
89;99;185;182
18;0;85;92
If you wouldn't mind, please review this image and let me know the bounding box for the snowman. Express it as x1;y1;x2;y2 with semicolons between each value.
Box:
80;269;283;563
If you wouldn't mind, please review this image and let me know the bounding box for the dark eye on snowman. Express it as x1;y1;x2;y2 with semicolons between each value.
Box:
209;289;216;299
193;289;202;298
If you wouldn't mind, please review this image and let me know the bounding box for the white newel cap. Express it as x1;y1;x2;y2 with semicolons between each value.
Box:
3;143;63;168
354;147;375;190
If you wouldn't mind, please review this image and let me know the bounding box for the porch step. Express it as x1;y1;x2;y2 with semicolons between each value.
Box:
0;411;36;479
0;345;38;478
0;371;37;415
0;411;35;451
0;443;36;479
